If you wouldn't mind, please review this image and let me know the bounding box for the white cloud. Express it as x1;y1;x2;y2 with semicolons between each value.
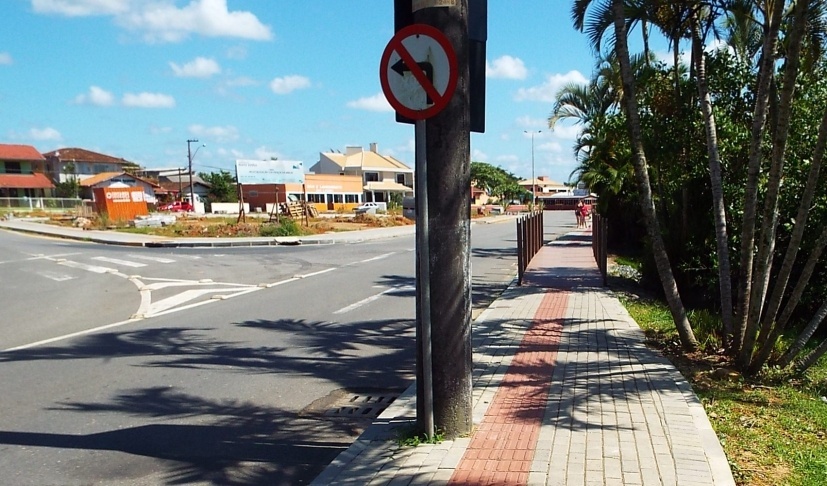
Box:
0;52;12;65
539;141;564;153
149;125;173;135
170;56;220;78
118;0;272;42
253;146;283;161
28;127;62;141
32;0;129;17
73;85;115;106
548;123;580;141
516;116;546;129
269;75;310;95
34;0;272;43
515;70;589;102
188;124;239;142
225;45;247;60
472;148;489;161
122;92;175;108
486;55;527;80
495;154;519;164
225;76;257;87
346;93;393;112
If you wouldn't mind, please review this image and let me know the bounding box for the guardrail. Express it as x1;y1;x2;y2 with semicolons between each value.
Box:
517;210;544;286
592;212;608;286
0;197;83;211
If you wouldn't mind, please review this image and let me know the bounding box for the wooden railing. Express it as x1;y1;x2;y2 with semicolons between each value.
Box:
592;212;608;286
517;210;544;286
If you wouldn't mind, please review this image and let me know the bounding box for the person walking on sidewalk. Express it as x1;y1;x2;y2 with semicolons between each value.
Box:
575;199;585;228
580;202;592;228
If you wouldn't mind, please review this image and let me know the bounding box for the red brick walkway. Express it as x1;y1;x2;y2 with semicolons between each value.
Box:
449;290;568;485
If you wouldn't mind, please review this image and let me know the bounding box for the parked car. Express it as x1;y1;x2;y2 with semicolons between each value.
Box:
158;201;193;212
353;202;386;215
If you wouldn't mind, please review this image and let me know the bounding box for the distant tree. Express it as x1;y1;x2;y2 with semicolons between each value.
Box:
199;170;238;203
470;161;528;203
55;162;79;198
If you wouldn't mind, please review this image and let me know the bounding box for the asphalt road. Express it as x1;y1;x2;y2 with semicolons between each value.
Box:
0;212;575;485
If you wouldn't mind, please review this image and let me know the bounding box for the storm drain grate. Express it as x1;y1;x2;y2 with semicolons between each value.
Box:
323;393;398;418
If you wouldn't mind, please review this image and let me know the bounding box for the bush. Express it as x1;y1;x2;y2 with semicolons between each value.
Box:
259;218;302;237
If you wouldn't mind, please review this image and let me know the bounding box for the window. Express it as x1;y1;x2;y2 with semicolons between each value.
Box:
365;172;379;182
4;162;22;174
396;173;405;184
345;194;359;203
307;194;325;203
333;194;344;203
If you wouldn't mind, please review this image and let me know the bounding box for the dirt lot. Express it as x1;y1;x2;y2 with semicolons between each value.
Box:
51;212;414;238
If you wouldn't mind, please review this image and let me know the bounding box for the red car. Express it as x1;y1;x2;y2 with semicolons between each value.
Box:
158;201;193;212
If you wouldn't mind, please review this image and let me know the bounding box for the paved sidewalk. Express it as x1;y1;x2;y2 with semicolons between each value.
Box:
312;231;735;485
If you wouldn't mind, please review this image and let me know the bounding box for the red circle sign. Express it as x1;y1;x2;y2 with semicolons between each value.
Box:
380;24;458;120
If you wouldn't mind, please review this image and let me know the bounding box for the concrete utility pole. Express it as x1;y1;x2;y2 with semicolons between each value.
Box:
187;139;198;207
413;2;472;439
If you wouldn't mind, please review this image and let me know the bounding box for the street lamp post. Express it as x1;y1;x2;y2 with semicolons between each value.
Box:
186;139;205;211
525;130;541;209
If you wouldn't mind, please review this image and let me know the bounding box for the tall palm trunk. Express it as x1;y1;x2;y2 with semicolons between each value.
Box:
612;0;698;351
740;0;809;372
793;315;827;374
733;0;786;356
750;108;827;373
775;225;827;368
691;15;734;345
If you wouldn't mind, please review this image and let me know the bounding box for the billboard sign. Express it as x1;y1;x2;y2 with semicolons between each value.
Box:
236;159;305;185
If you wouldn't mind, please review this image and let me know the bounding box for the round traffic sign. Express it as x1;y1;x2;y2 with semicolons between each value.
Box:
380;24;458;120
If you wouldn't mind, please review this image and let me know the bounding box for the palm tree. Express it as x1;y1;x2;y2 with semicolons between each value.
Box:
612;0;700;350
690;3;734;345
733;0;786;358
740;0;810;371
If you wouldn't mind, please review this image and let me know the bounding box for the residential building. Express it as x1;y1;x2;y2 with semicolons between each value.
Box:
519;175;569;199
157;173;211;203
0;143;54;197
310;143;413;203
42;147;140;184
242;173;364;214
79;172;161;205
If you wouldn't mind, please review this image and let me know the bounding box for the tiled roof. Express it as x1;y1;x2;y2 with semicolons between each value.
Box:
321;148;412;172
0;173;54;189
0;144;46;162
79;172;159;188
42;147;136;166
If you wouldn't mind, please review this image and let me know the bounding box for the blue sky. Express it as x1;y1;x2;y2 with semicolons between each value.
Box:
0;0;612;183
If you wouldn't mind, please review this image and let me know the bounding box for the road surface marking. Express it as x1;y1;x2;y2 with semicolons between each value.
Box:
36;271;76;282
127;254;176;264
57;260;116;274
3;317;144;352
92;256;147;267
333;285;414;314
356;252;396;264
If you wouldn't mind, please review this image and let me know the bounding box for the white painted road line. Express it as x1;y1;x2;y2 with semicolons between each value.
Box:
333;285;413;315
58;260;116;274
36;271;76;282
127;254;176;264
92;256;147;267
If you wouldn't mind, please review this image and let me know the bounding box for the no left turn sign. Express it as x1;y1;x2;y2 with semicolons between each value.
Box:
380;24;458;120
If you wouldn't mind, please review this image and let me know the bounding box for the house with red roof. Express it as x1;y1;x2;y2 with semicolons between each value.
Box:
42;147;140;184
0;144;55;198
79;172;161;205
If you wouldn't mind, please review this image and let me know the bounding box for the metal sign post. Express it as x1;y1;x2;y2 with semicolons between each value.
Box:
380;23;457;440
415;119;434;439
